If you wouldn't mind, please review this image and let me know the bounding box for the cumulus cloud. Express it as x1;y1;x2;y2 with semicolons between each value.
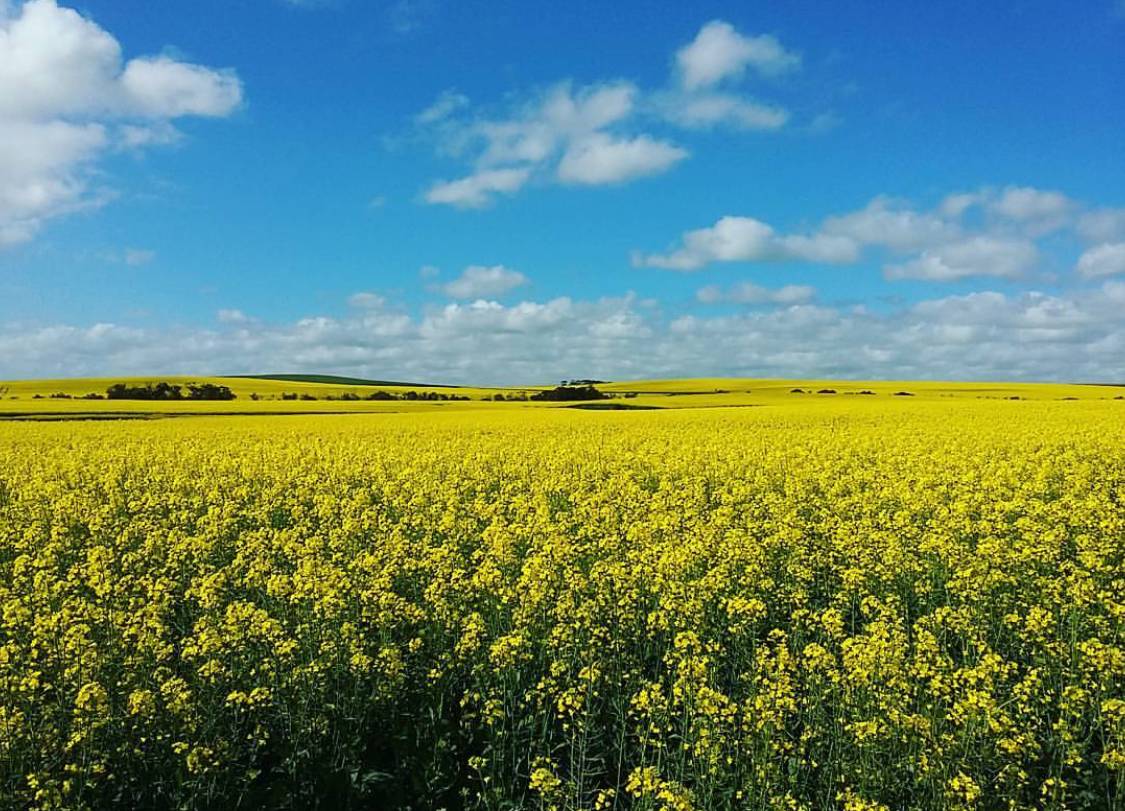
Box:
988;186;1073;223
0;0;242;246
675;21;800;89
656;21;799;132
884;236;1039;281
414;20;801;206
634;215;859;270
1078;208;1125;243
439;265;529;299
556;134;687;185
422;297;574;337
636;188;1115;283
697;282;815;305
6;284;1125;383
0;119;107;246
1076;243;1125;278
119;57;241;118
821;197;960;252
931;186;1079;238
636;216;773;270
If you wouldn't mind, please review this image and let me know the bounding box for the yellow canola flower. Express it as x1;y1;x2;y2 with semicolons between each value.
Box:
0;398;1121;809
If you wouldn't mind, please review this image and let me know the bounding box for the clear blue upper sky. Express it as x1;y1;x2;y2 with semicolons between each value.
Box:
0;0;1123;383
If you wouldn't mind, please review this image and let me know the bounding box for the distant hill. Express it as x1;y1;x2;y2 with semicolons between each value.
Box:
226;373;456;388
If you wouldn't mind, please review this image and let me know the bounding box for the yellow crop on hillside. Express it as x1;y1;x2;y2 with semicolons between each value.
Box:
0;375;512;408
1;399;1123;809
2;376;1121;419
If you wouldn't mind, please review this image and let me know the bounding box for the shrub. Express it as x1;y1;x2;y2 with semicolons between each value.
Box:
530;385;609;402
105;382;235;401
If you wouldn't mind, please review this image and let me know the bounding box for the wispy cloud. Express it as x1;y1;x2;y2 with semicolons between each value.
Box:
424;167;531;208
123;248;156;267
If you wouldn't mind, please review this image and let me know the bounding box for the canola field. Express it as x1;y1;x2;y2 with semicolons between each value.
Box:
1;395;1123;810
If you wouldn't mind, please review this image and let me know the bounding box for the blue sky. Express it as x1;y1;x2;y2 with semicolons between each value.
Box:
1;0;1123;383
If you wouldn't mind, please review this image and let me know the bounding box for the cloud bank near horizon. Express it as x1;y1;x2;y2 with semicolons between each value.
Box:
5;277;1125;385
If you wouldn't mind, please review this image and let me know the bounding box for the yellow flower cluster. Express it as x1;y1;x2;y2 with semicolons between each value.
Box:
0;399;1122;809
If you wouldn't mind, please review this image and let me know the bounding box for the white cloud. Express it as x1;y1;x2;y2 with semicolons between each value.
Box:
0;118;108;245
773;233;862;264
415;89;469;125
658;92;789;131
415;20;802;206
0;0;122;119
884;236;1038;281
676;20;800;90
439;265;528;299
347;292;386;309
635;215;859;270
636;191;1098;281
0;2;242;119
1076;243;1125;278
119;56;241;118
556;134;687;185
1078;208;1125;243
980;185;1075;237
217;308;251;324
420;81;673;206
697;281;815;304
822;197;959;251
636;216;774;270
117;121;182;149
7;284;1125;384
422;297;574;337
123;247;155;266
0;0;242;246
423;167;531;208
938;192;979;219
932;185;1085;239
474;81;637;167
658;21;797;132
988;186;1073;222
